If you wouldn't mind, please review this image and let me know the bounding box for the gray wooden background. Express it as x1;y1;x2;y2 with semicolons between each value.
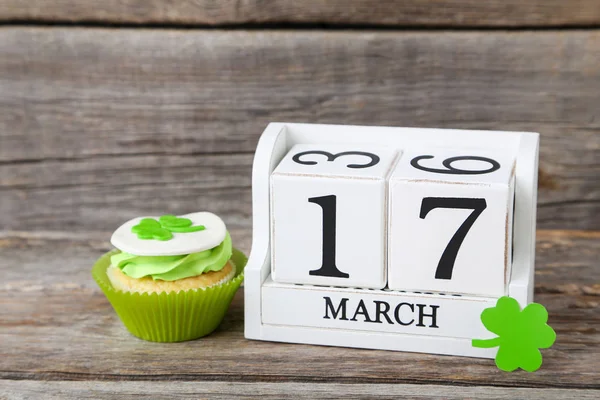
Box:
1;1;599;398
1;1;599;235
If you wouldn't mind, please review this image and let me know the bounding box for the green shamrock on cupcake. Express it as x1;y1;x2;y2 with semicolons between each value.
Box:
131;215;205;241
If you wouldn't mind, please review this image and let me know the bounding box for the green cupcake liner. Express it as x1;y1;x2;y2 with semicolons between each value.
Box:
92;247;246;342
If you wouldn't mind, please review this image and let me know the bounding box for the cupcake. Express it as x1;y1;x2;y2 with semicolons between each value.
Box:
92;212;245;342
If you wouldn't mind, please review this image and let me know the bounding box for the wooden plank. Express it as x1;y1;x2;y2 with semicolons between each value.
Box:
1;230;598;388
1;152;597;233
0;1;600;27
2;380;599;399
2;28;600;162
0;154;254;231
0;28;599;231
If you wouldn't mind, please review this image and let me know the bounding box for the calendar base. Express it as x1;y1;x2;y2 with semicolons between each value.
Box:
259;323;497;359
260;276;499;358
245;123;539;358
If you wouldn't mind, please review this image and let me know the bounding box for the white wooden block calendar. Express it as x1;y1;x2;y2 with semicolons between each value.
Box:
244;123;539;359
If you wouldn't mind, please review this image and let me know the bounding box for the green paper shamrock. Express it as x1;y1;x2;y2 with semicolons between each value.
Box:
131;218;173;241
472;296;556;372
159;215;205;233
131;215;205;240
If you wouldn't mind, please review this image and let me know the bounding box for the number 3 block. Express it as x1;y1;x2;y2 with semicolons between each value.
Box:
271;144;399;289
388;148;516;297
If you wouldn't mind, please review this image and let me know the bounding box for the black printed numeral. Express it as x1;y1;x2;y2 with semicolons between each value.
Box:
420;197;487;280
308;195;349;278
293;150;380;169
411;155;500;175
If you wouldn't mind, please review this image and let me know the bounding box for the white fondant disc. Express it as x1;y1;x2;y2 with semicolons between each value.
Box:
110;212;227;256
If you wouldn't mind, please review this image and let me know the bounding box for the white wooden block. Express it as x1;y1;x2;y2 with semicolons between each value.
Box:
271;143;399;289
388;147;516;297
260;323;497;359
262;277;497;340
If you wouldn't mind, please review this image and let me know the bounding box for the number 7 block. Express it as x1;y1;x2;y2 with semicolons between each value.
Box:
388;148;516;297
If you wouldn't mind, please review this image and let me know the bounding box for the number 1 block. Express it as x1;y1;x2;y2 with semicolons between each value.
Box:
271;144;399;289
388;148;516;297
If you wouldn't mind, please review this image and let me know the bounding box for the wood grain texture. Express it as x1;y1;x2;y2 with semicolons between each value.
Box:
2;380;599;400
1;1;600;27
1;154;254;232
0;28;599;232
1;230;598;389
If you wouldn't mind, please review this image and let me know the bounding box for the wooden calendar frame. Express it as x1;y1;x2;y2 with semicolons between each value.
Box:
244;123;539;358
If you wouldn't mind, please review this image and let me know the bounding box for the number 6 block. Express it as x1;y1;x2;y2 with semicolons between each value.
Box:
271;144;399;289
388;148;516;297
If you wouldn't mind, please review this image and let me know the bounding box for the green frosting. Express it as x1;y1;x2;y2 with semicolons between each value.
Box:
111;232;232;281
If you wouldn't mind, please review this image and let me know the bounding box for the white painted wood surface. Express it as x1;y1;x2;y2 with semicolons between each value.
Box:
245;122;538;358
270;143;398;289
262;277;497;339
387;147;516;297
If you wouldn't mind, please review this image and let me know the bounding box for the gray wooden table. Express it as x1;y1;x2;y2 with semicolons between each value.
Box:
1;2;599;398
2;230;599;398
